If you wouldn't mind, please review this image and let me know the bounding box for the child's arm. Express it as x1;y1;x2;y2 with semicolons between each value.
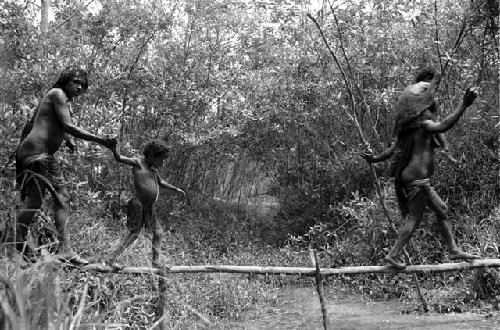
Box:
362;139;397;163
435;133;458;164
435;133;449;151
155;172;185;196
112;145;141;168
64;134;76;153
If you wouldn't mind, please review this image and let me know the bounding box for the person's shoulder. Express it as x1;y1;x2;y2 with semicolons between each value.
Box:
407;81;430;94
46;88;67;101
418;118;438;132
135;157;148;168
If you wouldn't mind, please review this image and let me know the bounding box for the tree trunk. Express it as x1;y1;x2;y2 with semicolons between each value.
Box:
40;0;51;36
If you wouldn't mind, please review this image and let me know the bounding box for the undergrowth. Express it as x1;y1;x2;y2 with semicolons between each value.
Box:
0;191;306;329
1;172;499;327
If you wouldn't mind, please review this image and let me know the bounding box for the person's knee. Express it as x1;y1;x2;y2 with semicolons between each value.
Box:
129;229;141;239
59;189;71;203
400;218;418;236
398;226;413;238
153;227;164;241
53;188;70;207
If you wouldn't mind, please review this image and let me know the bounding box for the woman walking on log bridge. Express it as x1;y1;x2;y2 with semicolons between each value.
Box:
363;68;481;270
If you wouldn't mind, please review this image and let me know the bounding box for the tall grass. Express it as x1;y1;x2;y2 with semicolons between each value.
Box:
0;254;90;329
1;192;293;328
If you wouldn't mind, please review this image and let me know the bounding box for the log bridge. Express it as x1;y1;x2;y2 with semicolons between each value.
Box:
66;258;500;276
54;258;500;329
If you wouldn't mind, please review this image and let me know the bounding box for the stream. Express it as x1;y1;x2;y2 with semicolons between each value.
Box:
222;286;500;329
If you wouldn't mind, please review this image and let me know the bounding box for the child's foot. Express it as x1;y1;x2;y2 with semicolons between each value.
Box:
384;256;406;270
58;252;89;265
152;261;173;271
448;251;480;261
105;259;124;270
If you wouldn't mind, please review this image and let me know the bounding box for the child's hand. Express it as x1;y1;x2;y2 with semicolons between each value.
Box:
65;139;77;153
103;136;118;150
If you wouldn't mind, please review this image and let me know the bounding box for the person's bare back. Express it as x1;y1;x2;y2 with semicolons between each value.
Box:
362;67;480;269
400;121;436;182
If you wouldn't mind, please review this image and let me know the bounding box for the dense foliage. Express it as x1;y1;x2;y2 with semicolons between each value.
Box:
0;0;498;328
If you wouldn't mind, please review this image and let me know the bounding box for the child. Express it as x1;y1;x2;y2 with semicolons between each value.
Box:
107;139;185;269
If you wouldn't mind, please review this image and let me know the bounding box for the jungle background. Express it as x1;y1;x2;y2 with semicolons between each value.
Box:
0;0;498;328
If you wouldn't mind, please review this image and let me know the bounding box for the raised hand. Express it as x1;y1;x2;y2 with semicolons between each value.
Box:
361;152;375;163
463;87;478;107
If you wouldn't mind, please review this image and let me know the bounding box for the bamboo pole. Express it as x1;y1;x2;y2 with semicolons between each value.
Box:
58;259;500;276
311;249;329;330
156;268;168;330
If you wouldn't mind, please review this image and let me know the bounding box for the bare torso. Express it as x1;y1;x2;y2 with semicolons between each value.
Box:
16;89;67;159
132;158;159;206
401;127;435;182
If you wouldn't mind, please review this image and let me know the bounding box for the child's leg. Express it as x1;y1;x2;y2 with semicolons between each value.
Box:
107;198;142;267
150;208;163;268
108;230;140;263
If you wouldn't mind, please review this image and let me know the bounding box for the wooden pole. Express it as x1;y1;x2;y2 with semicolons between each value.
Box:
58;259;500;276
156;268;168;330
311;249;329;330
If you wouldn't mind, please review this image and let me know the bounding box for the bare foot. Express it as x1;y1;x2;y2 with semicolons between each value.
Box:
105;259;124;270
449;251;480;261
58;252;89;265
152;261;173;271
162;263;173;271
384;256;406;270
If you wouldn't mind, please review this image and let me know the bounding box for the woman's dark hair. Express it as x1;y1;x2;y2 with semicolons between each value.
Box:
143;139;169;158
52;66;89;91
415;67;436;83
20;66;89;142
